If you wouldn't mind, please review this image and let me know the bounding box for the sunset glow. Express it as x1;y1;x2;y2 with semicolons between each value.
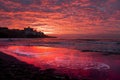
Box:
0;1;120;79
0;0;120;37
1;45;120;80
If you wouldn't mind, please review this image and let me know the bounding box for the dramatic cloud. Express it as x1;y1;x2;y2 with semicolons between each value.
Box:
0;0;120;35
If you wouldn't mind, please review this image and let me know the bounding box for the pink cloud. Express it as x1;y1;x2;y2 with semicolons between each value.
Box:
0;0;120;35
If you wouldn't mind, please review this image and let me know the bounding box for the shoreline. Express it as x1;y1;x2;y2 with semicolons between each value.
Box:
0;51;78;80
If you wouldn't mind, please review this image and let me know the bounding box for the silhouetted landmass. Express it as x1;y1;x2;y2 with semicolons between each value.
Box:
0;27;56;38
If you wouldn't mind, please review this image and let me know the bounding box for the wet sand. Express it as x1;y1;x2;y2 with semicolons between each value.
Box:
0;52;80;80
1;46;120;80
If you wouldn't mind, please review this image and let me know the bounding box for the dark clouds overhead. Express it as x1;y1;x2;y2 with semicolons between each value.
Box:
0;0;120;34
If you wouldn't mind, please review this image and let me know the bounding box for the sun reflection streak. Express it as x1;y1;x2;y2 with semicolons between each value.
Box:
0;46;110;70
1;46;119;79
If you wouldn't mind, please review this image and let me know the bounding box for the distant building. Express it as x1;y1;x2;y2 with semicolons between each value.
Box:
24;26;34;31
23;26;45;37
24;27;36;35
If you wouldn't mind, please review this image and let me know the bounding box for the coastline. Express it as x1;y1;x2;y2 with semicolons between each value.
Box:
0;51;76;80
0;27;56;38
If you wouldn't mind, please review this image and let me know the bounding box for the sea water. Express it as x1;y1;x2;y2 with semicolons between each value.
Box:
0;38;120;80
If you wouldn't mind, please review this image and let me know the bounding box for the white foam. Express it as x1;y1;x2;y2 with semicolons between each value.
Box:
13;49;35;58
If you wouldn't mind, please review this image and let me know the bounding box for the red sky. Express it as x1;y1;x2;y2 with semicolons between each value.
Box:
0;0;120;38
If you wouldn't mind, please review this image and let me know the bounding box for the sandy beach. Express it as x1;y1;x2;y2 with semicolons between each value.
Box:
0;51;78;80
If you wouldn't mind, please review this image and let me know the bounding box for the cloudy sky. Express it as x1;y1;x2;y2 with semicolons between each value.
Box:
0;0;120;38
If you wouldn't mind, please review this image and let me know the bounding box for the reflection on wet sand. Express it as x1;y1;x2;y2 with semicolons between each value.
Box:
0;46;120;80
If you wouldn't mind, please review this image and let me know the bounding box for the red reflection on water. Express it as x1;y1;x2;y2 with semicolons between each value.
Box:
1;46;120;80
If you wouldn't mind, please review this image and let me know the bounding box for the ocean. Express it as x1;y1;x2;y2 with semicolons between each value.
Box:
0;38;120;80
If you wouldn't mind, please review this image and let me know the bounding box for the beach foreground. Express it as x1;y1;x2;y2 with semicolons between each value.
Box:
0;39;120;80
0;52;79;80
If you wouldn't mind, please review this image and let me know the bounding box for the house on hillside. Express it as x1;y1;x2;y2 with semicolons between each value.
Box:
23;26;45;37
24;27;36;35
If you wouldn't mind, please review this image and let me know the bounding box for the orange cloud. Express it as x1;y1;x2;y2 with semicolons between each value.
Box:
0;0;120;35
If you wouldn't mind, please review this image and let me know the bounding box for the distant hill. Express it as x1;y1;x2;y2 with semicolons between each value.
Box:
0;27;56;38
